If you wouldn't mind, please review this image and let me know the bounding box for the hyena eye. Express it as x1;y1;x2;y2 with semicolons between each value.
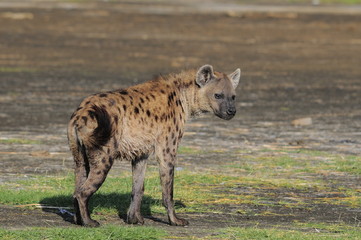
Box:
214;93;224;99
232;95;236;100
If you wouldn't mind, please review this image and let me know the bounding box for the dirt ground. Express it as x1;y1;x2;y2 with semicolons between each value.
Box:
0;0;361;238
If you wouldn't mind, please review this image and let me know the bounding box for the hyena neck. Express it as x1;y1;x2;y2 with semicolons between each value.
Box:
168;70;204;120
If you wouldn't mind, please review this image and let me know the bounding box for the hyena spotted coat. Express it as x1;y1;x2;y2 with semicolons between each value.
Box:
68;65;241;227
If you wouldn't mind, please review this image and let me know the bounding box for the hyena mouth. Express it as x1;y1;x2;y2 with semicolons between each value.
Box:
215;110;236;120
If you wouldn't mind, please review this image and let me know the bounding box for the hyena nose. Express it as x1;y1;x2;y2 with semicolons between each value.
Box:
226;108;236;116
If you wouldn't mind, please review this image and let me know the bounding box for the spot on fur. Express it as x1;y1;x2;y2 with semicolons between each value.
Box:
119;89;128;95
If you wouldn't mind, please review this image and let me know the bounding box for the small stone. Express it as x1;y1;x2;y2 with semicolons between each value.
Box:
291;117;312;126
1;12;34;20
30;151;51;158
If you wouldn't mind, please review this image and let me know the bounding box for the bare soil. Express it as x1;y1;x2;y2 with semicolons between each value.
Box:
0;0;361;238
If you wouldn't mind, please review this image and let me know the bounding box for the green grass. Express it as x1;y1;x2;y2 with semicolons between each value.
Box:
1;147;361;214
178;146;204;155
0;171;241;214
0;138;42;145
0;67;37;73
0;225;165;240
2;225;359;240
213;226;361;240
230;149;361;176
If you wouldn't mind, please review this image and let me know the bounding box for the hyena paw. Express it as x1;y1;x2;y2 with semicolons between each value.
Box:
170;217;189;226
83;219;100;228
126;212;144;225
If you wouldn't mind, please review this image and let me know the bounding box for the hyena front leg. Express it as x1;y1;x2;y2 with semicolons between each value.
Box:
126;157;147;224
73;150;113;227
158;150;189;226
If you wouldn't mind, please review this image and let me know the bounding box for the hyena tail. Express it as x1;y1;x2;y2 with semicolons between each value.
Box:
67;123;87;167
67;105;112;163
83;105;113;149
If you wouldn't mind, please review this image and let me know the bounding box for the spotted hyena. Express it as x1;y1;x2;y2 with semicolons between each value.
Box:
67;64;241;227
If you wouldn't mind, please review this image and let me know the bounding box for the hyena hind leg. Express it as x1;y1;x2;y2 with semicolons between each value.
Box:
73;161;89;225
70;143;89;225
73;151;114;227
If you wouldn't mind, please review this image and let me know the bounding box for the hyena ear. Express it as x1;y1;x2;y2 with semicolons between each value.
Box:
228;68;241;89
196;64;214;87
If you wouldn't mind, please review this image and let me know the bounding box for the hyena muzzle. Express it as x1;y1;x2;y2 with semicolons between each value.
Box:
67;64;241;227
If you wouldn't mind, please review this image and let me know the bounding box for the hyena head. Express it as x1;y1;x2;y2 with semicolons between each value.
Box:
196;64;241;120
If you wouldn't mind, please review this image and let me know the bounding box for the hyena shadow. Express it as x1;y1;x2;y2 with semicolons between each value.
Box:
40;193;186;225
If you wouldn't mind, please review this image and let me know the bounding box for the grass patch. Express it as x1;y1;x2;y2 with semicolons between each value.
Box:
229;149;361;176
1;148;360;214
0;138;42;145
1;148;360;238
178;146;203;155
294;221;360;231
0;67;37;73
0;225;165;240
222;148;361;208
0;171;242;215
212;226;361;240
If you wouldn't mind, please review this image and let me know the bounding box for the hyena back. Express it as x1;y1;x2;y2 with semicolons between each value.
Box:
67;65;241;227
